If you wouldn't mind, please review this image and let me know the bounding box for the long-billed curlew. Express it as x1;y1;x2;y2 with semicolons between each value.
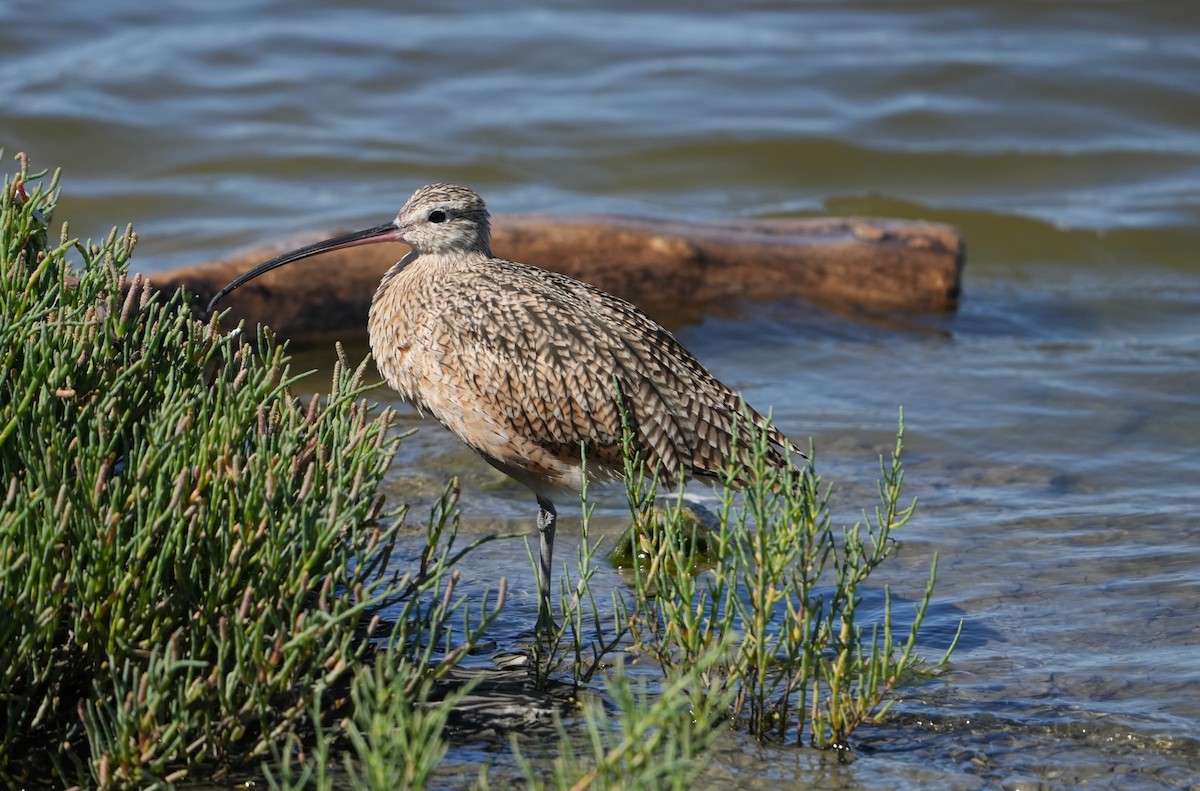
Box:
208;184;799;631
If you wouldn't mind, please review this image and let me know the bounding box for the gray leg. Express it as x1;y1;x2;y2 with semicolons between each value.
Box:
536;496;556;633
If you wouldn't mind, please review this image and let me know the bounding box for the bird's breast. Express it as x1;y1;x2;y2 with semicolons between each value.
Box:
368;263;437;408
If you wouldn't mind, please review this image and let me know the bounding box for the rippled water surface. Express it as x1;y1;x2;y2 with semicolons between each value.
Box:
3;1;1198;787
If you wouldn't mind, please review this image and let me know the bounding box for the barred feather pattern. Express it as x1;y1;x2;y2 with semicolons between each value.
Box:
368;184;798;500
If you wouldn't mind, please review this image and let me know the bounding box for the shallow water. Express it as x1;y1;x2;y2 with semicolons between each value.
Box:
3;1;1198;787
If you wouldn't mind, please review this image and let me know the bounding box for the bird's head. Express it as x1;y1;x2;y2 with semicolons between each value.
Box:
395;183;492;256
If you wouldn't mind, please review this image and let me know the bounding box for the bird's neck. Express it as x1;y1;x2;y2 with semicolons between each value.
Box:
402;247;493;272
373;247;492;302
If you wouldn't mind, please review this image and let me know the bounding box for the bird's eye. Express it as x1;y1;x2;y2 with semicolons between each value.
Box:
428;210;447;223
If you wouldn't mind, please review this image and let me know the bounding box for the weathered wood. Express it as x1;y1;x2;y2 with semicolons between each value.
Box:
149;213;963;339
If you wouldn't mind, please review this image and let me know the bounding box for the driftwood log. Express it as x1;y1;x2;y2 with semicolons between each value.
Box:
149;213;963;340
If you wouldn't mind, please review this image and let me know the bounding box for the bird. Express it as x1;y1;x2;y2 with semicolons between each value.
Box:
207;184;800;632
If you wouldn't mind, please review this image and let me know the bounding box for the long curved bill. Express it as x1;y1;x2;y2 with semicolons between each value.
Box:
206;221;406;316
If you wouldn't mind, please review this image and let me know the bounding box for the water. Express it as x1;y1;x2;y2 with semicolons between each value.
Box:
3;1;1198;787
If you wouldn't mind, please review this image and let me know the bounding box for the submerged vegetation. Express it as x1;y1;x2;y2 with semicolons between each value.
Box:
0;156;953;789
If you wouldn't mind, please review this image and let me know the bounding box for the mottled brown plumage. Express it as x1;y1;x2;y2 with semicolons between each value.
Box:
209;183;799;631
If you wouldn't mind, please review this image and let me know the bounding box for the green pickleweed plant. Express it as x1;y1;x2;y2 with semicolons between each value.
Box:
621;407;955;748
0;157;496;787
263;482;507;791
511;646;735;791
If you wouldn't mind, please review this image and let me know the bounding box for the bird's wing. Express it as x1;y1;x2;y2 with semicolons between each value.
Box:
560;272;800;475
438;260;797;484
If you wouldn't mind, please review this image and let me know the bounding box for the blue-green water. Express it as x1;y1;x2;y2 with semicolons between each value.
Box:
3;2;1198;787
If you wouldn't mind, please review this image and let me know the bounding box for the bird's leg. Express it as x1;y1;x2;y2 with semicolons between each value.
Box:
535;496;557;634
